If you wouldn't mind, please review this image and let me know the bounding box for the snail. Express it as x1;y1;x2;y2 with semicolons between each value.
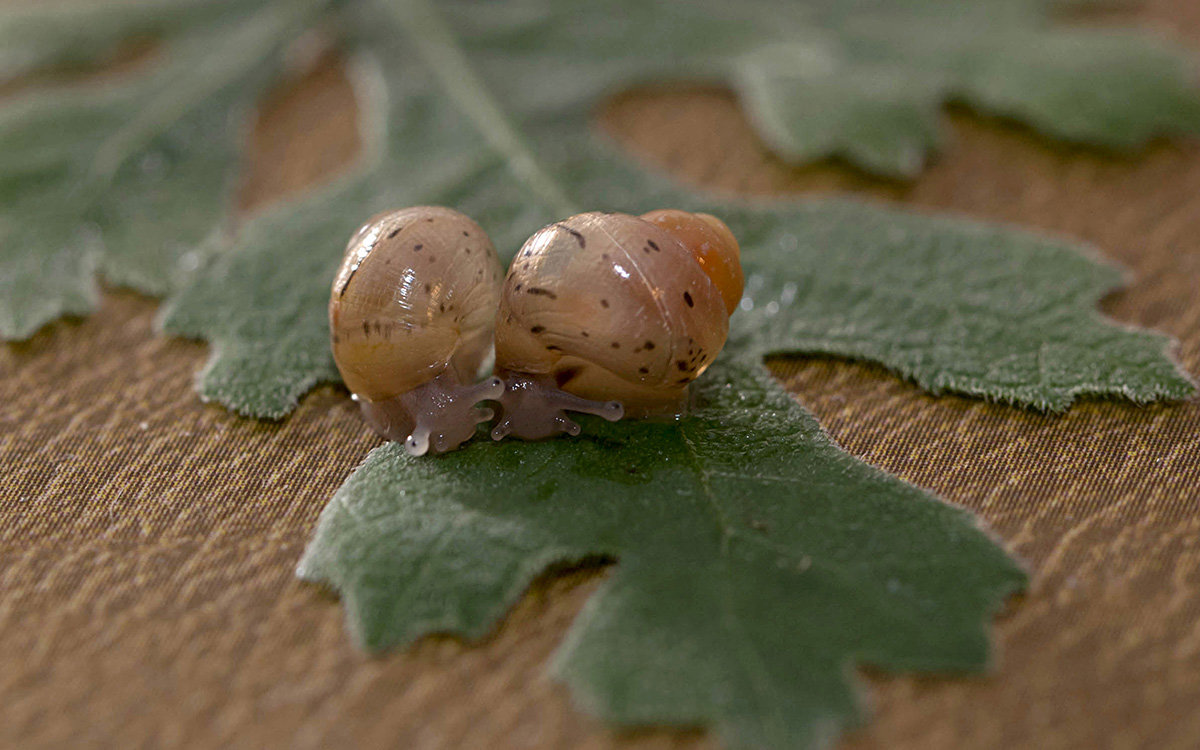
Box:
329;206;506;456
492;209;743;440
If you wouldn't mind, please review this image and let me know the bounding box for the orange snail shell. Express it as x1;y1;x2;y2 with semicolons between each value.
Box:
329;206;505;455
494;210;743;426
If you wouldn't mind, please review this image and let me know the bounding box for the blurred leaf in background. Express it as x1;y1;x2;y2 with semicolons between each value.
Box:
0;0;1196;413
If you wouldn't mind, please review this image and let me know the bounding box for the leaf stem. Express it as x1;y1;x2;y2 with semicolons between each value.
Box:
375;0;578;217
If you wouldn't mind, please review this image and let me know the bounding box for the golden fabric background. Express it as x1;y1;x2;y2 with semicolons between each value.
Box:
2;2;1199;747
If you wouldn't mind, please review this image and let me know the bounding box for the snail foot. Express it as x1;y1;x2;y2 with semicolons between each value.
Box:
357;373;505;456
491;373;624;442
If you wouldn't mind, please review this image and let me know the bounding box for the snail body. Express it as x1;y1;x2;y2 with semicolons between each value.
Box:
329;206;505;455
493;209;742;440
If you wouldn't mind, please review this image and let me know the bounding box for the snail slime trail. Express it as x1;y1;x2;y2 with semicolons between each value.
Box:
492;210;743;441
329;206;504;456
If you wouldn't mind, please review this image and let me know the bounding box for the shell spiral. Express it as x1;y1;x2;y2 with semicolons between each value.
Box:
329;206;505;455
330;206;503;401
494;211;733;416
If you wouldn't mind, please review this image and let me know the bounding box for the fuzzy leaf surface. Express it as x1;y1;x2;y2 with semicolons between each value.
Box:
298;355;1027;750
166;0;1195;415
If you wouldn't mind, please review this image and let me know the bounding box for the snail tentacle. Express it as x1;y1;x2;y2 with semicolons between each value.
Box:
357;371;505;457
330;206;504;455
491;372;623;442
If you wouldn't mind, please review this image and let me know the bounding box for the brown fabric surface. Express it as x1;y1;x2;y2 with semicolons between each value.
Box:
3;2;1200;748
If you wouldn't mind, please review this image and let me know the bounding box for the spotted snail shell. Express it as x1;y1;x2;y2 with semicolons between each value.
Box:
329;206;505;455
491;209;743;440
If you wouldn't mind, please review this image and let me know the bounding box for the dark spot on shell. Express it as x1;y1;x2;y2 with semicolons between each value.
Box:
439;303;445;313
683;291;694;307
647;239;659;252
428;255;436;263
425;217;435;222
545;345;563;352
424;283;432;293
530;325;545;334
676;377;691;384
611;342;620;349
581;331;589;338
638;367;649;374
643;340;655;350
601;253;610;261
414;244;423;251
332;334;340;344
527;287;558;299
600;299;610;308
676;360;689;371
515;283;523;292
462;230;469;236
555;223;586;247
386;227;401;239
362;321;370;336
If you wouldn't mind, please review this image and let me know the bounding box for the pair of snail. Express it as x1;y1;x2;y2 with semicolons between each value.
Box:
329;206;744;456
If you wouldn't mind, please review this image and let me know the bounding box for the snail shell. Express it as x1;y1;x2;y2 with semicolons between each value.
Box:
492;209;742;440
329;206;505;455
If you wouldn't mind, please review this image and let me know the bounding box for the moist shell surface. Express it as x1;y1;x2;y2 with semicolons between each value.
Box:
330;206;502;401
495;211;728;403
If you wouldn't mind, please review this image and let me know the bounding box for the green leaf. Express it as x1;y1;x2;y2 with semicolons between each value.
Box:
733;47;944;177
298;354;1027;749
955;29;1200;148
0;0;234;81
729;201;1196;410
162;182;368;417
5;0;1200;346
155;0;1194;416
0;0;327;339
734;2;1200;177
